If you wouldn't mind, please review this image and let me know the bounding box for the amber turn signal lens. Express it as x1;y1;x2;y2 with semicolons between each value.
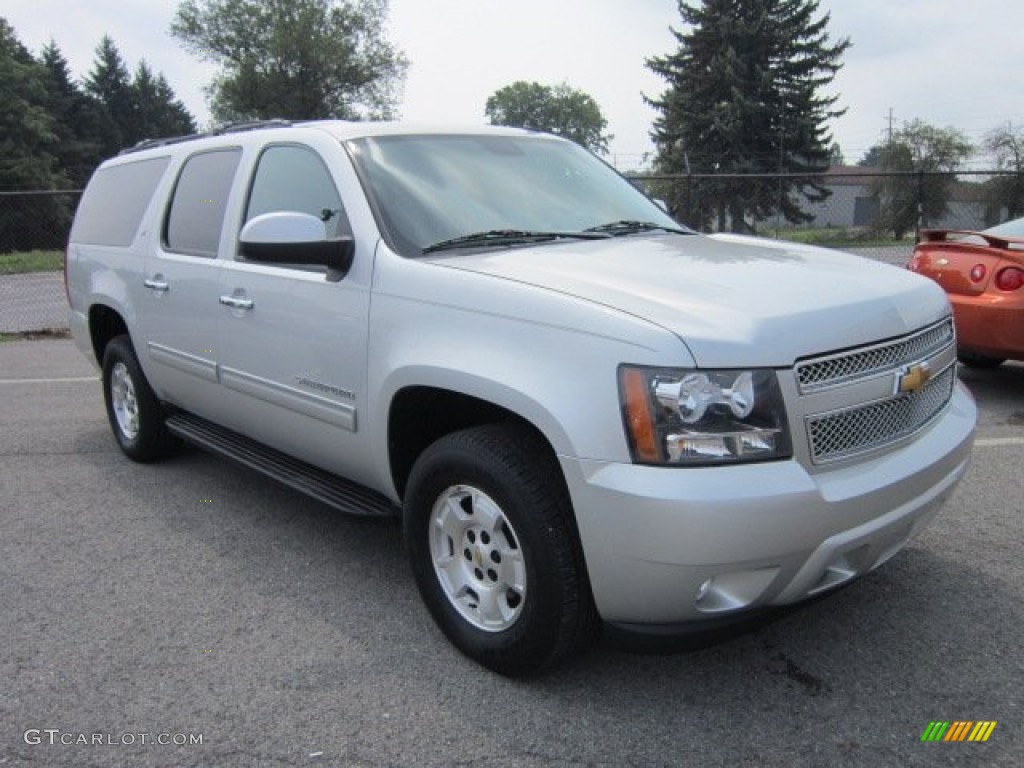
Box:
621;368;660;463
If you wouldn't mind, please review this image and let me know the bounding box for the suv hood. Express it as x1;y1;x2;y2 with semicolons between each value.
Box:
427;234;950;368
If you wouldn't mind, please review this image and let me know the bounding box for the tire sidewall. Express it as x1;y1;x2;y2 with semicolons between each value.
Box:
101;335;172;462
405;431;575;675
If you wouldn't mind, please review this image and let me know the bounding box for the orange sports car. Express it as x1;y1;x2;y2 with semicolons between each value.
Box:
908;218;1024;368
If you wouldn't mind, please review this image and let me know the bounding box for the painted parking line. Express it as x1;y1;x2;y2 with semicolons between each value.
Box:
0;376;98;385
975;436;1024;448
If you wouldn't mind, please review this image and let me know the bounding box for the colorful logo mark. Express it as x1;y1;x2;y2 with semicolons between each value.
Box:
897;361;932;394
921;721;997;742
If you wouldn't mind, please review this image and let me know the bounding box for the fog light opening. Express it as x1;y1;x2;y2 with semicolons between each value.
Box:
693;567;780;614
696;578;713;603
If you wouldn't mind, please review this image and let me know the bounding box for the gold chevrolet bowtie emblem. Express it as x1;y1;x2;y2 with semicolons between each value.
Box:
897;362;932;394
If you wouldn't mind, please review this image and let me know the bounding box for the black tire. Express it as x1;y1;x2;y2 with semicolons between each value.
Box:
404;423;597;676
957;350;1005;369
101;335;178;462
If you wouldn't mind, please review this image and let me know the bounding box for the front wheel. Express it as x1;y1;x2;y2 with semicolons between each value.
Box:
404;424;596;676
102;335;178;462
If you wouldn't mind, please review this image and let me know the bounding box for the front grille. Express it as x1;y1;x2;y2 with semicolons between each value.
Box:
796;319;954;392
806;363;956;464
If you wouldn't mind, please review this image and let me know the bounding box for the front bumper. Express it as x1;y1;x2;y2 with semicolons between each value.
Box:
562;382;976;626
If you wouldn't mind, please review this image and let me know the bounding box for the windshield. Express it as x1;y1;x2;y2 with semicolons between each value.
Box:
346;133;688;256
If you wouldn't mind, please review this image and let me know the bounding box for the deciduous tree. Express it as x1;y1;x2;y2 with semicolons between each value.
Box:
0;20;68;251
171;0;408;122
484;81;612;154
983;121;1024;220
868;119;973;238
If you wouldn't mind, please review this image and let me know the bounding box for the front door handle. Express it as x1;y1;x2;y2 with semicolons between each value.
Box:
219;294;254;310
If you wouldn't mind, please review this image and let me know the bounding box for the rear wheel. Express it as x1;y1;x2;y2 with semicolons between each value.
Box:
957;350;1005;369
102;335;178;462
404;423;596;676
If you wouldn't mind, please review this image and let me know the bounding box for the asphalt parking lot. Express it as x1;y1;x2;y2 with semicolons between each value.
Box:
1;339;1021;768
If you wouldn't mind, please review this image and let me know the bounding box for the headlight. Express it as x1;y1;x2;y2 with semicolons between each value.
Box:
619;366;792;465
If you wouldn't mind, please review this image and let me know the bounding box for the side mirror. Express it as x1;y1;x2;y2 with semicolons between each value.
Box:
239;211;355;281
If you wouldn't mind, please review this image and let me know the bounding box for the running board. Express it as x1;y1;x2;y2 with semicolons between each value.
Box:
165;412;400;518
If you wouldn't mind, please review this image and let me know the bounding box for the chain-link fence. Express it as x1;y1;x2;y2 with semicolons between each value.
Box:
0;190;81;334
2;173;1023;333
630;169;1024;267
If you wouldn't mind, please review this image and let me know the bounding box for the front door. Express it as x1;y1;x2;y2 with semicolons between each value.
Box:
214;142;373;482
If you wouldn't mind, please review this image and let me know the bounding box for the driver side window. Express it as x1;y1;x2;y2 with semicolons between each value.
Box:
244;144;349;241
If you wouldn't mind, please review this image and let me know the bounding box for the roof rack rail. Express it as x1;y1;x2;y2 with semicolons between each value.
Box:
214;119;293;135
119;119;295;156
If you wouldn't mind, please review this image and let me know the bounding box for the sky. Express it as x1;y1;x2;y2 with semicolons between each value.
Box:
3;0;1024;170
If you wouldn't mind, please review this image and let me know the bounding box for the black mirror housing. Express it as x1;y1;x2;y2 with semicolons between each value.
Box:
241;237;355;281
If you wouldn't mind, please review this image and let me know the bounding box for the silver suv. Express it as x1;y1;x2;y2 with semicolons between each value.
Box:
66;121;976;675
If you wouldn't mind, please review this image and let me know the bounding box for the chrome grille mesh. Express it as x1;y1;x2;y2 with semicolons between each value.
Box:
796;319;954;392
807;364;955;463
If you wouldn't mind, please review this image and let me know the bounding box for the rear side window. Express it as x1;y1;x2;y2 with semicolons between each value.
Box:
165;148;242;257
70;156;171;246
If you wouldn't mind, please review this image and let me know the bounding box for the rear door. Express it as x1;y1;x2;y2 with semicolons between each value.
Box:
139;147;243;416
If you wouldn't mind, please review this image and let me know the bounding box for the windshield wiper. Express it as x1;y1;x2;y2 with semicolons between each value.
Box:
583;220;693;236
422;229;611;255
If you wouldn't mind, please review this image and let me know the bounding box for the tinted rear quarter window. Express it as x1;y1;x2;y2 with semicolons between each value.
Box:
70;156;171;246
165;148;242;257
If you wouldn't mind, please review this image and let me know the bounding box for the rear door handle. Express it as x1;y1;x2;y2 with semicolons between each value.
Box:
144;278;169;292
219;295;254;310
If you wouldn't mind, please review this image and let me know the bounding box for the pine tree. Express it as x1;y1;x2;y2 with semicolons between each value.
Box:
0;20;69;251
84;35;136;153
84;37;196;152
130;62;197;141
132;60;159;136
152;73;197;137
647;0;849;232
1;22;197;252
38;41;107;187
